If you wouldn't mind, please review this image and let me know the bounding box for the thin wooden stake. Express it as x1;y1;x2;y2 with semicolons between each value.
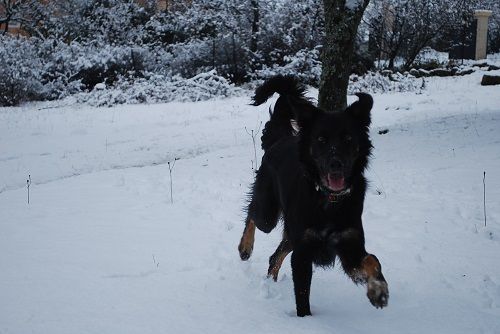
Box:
483;171;486;227
27;175;31;204
168;158;179;204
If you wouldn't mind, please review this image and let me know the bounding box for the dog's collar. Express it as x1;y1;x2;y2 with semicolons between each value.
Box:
315;183;351;203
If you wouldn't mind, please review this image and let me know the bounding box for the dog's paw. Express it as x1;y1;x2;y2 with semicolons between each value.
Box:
238;220;255;261
238;243;252;261
266;270;279;282
296;308;312;317
367;278;389;309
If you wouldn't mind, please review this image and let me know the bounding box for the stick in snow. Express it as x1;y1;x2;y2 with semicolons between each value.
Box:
27;175;31;204
168;158;179;204
245;121;262;172
483;171;486;227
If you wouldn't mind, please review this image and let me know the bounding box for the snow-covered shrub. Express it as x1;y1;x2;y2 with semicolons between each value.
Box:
0;34;178;106
0;36;45;106
348;71;421;94
172;70;241;101
41;0;152;45
168;39;216;79
142;4;224;46
257;0;324;67
141;45;174;76
74;70;242;107
36;39;83;99
252;46;374;86
141;1;253;83
253;48;322;85
70;44;150;90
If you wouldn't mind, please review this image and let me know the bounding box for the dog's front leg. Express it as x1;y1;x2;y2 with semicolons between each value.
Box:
358;254;389;308
335;228;389;309
291;248;313;317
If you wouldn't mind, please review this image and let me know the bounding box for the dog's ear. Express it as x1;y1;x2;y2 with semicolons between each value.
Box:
346;93;373;128
287;96;321;131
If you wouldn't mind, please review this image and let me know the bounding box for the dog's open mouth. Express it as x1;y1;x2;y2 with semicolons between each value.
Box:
324;172;345;192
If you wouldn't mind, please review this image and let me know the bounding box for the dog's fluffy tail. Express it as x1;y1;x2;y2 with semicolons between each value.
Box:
252;75;307;107
252;75;308;151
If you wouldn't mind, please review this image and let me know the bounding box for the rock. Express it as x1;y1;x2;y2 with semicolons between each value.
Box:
418;69;430;77
457;68;475;76
429;68;453;77
481;75;500;86
473;62;489;68
409;68;421;78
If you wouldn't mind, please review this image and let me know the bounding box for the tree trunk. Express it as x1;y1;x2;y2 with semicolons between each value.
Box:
387;47;399;70
319;0;370;112
250;0;259;54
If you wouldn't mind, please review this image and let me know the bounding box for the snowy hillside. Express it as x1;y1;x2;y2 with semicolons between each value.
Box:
1;70;499;334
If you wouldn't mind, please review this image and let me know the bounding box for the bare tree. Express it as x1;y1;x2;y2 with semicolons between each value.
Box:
1;0;47;36
364;1;410;69
365;0;485;70
1;0;18;33
400;0;456;69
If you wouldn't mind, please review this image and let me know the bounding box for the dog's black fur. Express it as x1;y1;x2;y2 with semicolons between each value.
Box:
238;75;388;317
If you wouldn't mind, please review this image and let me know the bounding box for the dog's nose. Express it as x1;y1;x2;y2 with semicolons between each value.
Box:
329;158;343;170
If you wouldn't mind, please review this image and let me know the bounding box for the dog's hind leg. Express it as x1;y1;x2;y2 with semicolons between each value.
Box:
238;218;256;261
268;235;292;281
238;163;281;261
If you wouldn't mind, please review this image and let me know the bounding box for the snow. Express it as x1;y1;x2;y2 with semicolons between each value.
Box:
1;70;500;333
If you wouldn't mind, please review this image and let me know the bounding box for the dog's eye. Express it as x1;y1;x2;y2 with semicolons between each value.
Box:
317;136;326;143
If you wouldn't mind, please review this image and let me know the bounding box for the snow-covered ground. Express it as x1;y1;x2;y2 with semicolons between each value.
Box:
1;70;499;334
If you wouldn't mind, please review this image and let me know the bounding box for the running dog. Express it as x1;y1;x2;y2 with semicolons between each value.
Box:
238;75;388;317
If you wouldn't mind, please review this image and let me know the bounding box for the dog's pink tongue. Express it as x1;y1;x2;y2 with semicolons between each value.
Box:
327;174;345;191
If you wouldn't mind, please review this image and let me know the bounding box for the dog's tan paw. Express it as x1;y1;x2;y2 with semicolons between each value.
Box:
238;220;256;261
238;242;253;261
367;278;389;309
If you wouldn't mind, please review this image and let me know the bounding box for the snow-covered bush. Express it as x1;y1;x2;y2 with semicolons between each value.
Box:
168;39;218;79
68;43;150;90
74;70;242;107
253;48;322;85
348;71;422;94
257;1;324;66
41;0;152;45
0;35;179;106
0;36;45;106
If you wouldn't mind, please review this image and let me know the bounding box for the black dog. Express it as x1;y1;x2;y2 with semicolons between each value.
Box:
238;75;388;317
